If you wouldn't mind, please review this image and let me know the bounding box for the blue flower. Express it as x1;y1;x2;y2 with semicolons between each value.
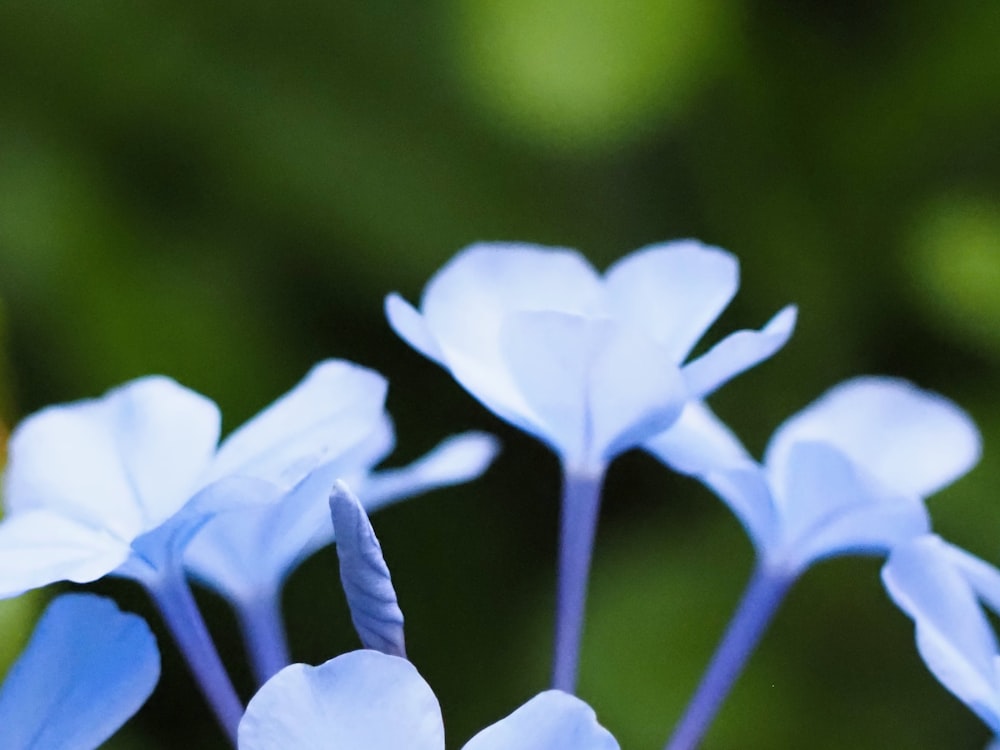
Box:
387;240;795;691
0;593;159;750
882;534;1000;740
237;650;619;750
648;376;981;575
650;377;981;750
387;241;794;475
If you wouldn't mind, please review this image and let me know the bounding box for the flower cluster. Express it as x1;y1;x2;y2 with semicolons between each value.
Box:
0;240;992;749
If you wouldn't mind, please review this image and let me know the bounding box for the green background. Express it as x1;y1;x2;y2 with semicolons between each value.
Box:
1;1;999;747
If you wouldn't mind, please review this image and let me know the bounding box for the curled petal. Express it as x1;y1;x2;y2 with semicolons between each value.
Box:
3;376;219;539
385;292;447;364
882;536;1000;733
330;482;406;657
238;651;443;750
682;305;797;399
765;376;981;499
702;464;780;556
362;431;500;512
209;360;388;487
0;593;159;750
605;240;738;361
463;690;620;750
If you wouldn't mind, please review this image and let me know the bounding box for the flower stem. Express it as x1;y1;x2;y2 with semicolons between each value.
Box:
552;468;606;693
236;588;292;688
145;567;244;746
665;564;793;750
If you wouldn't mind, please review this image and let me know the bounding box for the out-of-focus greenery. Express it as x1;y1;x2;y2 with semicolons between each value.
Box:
0;1;998;748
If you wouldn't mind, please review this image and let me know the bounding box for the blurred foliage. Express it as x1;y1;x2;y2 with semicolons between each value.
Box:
0;0;999;748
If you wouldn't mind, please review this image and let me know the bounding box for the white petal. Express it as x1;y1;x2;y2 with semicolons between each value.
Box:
209;360;388;487
0;593;159;750
238;651;444;750
605;240;738;361
644;400;752;476
3;376;219;539
775;442;929;572
682;305;797;398
0;511;131;597
882;536;1000;732
765;376;981;499
463;690;619;750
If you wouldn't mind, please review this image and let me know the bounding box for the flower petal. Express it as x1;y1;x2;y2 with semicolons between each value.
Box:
463;690;619;750
208;360;388;488
361;431;500;512
500;311;685;470
330;482;406;658
682;305;797;399
385;292;447;364
238;651;444;750
3;376;220;540
604;240;738;361
701;464;780;555
0;511;131;598
644;400;752;476
765;376;981;499
775;442;929;572
882;536;1000;733
0;593;159;750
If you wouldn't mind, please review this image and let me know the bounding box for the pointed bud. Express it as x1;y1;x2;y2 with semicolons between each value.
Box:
329;480;406;658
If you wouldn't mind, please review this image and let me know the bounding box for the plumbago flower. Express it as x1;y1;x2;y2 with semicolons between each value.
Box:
882;534;1000;748
645;377;981;750
184;371;497;685
236;482;619;750
0;358;482;744
0;593;159;750
386;240;797;691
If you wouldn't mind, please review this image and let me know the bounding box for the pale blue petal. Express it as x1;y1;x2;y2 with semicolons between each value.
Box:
0;511;130;598
500;311;685;469
330;482;405;657
947;543;1000;616
0;593;159;750
208;360;388;488
682;306;797;398
419;243;605;364
385;292;447;364
765;376;981;499
775;442;929;571
361;431;500;512
127;476;284;583
644;400;752;476
463;690;619;750
605;240;738;361
3;376;219;540
882;536;1000;733
701;464;780;555
184;468;335;600
238;651;444;750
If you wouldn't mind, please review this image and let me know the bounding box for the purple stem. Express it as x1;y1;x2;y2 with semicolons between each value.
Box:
665;564;793;750
145;567;244;746
236;587;292;688
552;468;606;693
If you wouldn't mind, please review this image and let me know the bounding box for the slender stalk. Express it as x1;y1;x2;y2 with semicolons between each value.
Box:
145;567;244;747
552;468;607;693
237;588;292;687
665;564;793;750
